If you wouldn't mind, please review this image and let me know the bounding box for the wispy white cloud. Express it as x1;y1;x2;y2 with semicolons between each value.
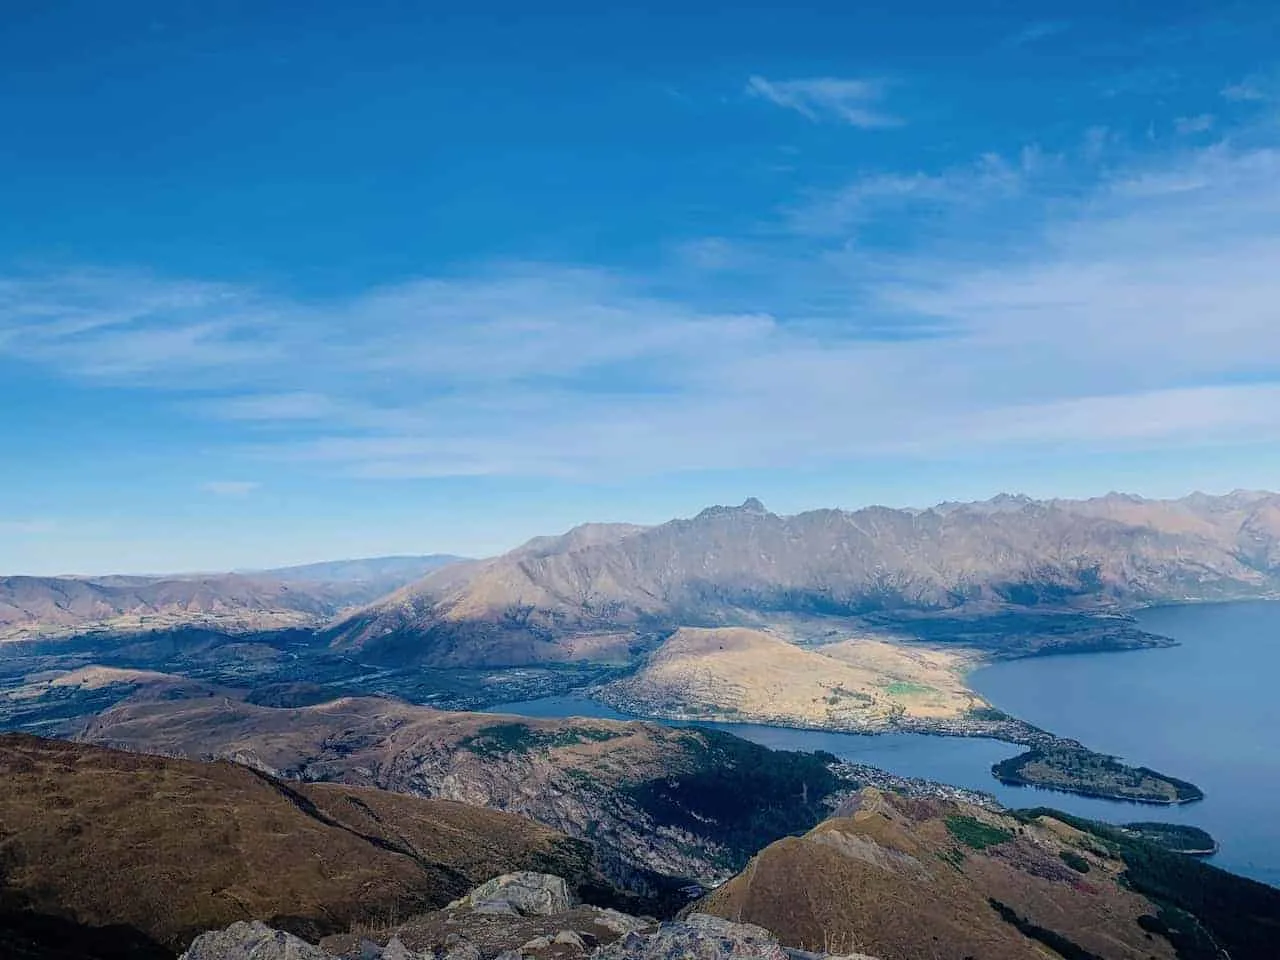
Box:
1174;113;1215;134
786;151;1033;236
1006;21;1068;47
200;481;261;497
1222;81;1268;102
4;137;1280;481
746;75;900;128
956;385;1280;448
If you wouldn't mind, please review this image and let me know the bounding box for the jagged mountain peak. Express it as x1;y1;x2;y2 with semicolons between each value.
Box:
693;497;772;521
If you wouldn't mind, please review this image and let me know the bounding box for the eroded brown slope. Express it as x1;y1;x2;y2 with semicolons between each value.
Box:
78;693;852;889
697;788;1194;960
0;734;593;950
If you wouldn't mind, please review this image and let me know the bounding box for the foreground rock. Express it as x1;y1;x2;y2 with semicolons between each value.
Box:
183;876;876;959
447;873;578;917
181;921;332;960
594;914;875;960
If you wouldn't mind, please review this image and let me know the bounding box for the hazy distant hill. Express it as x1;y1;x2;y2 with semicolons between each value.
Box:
0;555;464;642
327;491;1280;665
249;554;466;584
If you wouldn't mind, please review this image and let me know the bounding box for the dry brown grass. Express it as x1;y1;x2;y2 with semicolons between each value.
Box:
607;626;986;728
698;788;1179;960
0;734;591;950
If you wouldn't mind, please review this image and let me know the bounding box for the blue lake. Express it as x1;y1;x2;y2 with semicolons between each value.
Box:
489;600;1280;888
973;600;1280;888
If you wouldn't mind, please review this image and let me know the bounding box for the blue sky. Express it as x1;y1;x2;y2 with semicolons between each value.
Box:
3;1;1280;574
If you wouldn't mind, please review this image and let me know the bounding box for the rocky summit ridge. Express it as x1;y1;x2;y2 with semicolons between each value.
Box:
181;873;877;960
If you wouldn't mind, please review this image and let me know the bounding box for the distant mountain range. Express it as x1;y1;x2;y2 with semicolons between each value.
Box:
6;491;1280;654
0;555;464;642
326;490;1280;665
246;554;467;584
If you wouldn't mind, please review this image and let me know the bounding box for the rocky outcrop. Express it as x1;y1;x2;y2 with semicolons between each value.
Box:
595;913;876;960
182;921;332;960
184;876;877;960
447;873;577;917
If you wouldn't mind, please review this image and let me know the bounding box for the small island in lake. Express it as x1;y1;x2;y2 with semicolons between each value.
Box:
1120;821;1219;855
992;745;1205;804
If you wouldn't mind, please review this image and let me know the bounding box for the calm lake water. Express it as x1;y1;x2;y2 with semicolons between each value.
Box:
489;601;1280;888
974;600;1280;888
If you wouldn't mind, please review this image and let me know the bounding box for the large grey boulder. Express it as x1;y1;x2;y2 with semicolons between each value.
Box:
448;872;578;917
591;913;792;959
180;921;333;960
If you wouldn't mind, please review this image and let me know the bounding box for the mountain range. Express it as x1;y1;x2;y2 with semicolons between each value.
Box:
326;490;1280;666
7;490;1279;668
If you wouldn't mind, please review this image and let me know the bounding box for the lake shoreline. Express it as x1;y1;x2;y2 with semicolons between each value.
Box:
498;680;1208;809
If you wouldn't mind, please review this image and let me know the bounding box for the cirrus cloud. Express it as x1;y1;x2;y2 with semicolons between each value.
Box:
746;75;901;128
3;141;1280;483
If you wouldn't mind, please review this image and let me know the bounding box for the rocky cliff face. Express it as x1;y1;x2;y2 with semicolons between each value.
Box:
327;492;1280;665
